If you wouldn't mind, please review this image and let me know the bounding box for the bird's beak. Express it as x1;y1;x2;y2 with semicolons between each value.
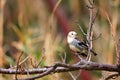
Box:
75;33;78;37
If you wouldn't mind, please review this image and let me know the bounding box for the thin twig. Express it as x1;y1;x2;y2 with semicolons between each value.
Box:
30;49;45;68
75;70;82;79
10;56;30;69
36;48;45;68
90;33;101;41
18;67;55;80
17;63;58;80
100;71;106;80
59;52;66;64
88;0;93;5
69;70;81;80
77;23;87;36
105;12;119;65
86;0;94;61
105;73;120;80
91;9;99;26
15;52;24;80
60;52;81;80
69;72;77;80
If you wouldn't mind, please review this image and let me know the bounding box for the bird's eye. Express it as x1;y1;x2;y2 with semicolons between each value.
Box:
71;33;73;35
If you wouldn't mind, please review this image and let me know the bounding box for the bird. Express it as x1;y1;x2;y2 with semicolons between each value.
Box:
67;31;97;57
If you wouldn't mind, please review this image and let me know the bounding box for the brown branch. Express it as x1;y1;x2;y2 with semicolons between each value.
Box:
77;23;87;36
69;70;81;80
86;0;94;61
29;48;45;69
15;51;24;80
88;0;94;5
105;12;119;65
0;61;120;75
18;67;56;80
105;73;120;80
0;60;120;80
37;48;45;67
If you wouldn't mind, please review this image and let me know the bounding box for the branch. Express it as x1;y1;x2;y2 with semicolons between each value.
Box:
18;66;56;80
0;61;120;75
86;0;95;61
105;73;120;80
15;51;24;80
105;12;119;66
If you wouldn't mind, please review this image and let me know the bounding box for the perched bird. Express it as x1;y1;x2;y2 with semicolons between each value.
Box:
67;31;97;57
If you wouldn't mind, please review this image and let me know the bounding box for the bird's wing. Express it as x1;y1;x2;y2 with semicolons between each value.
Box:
78;42;88;48
75;37;88;47
71;39;87;51
78;41;97;56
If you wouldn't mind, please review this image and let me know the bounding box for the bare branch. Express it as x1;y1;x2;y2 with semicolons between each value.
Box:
88;0;94;5
69;72;77;80
105;12;119;65
18;67;55;80
91;9;99;26
59;52;67;64
77;23;87;36
105;73;120;80
15;51;24;80
75;70;82;79
90;33;101;41
69;70;81;80
0;61;119;75
36;48;45;68
86;0;95;61
10;56;30;69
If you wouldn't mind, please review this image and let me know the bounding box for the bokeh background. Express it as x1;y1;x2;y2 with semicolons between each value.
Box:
0;0;120;80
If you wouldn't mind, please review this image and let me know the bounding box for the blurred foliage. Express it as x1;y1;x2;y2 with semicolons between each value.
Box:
1;0;120;80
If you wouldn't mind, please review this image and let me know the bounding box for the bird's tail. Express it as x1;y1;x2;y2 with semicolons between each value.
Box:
90;50;97;56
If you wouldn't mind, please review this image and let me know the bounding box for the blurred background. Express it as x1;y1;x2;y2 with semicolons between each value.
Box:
0;0;120;80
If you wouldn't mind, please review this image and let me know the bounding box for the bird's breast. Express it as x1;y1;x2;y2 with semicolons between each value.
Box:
69;44;80;52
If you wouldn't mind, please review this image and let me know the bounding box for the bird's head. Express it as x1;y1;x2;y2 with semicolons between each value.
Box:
67;31;78;43
67;31;77;38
